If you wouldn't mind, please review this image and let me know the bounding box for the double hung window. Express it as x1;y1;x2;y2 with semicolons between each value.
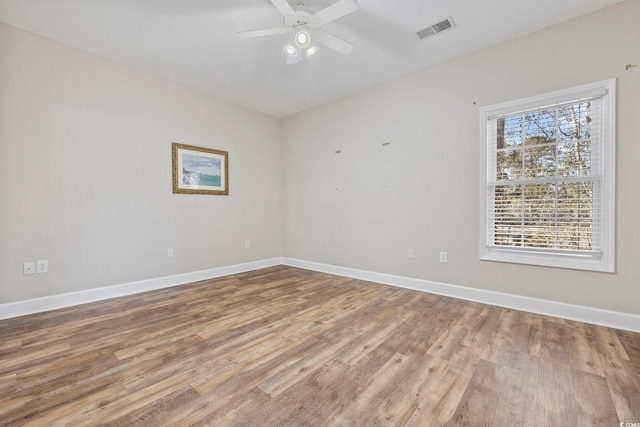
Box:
479;79;616;272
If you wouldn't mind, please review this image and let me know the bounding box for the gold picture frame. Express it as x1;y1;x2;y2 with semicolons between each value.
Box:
172;142;229;195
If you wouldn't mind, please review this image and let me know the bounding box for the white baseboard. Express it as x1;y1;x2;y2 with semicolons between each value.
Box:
3;256;638;333
0;258;283;320
282;257;640;333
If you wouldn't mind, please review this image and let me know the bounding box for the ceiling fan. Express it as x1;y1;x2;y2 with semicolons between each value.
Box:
239;0;359;64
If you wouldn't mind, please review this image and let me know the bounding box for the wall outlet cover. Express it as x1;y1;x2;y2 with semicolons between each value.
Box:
23;262;35;275
36;260;49;273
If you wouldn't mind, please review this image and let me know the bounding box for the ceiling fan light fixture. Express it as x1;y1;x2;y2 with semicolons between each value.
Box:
306;45;319;57
294;29;311;49
284;44;298;56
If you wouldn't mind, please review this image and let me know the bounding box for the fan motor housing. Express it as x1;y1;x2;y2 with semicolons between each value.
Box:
284;10;320;30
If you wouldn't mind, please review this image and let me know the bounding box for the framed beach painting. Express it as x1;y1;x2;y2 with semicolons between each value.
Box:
172;142;229;195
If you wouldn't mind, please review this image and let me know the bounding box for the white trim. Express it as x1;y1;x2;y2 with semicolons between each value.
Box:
3;256;638;333
484;82;609;119
282;257;640;333
480;251;611;272
0;258;283;320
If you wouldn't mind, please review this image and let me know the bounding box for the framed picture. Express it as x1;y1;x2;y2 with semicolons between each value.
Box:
172;142;229;195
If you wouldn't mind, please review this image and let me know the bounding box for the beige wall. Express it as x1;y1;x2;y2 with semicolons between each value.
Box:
2;1;638;316
0;23;283;303
282;0;640;315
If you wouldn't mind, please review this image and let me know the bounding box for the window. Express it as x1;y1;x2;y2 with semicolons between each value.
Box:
479;79;616;272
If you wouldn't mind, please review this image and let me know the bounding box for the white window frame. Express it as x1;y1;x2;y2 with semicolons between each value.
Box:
479;79;616;272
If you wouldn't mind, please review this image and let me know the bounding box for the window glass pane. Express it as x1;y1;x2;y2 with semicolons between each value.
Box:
524;110;556;145
557;182;593;250
496;149;522;181
558;140;591;177
498;116;523;149
522;183;556;248
493;185;523;246
558;102;592;142
524;145;556;178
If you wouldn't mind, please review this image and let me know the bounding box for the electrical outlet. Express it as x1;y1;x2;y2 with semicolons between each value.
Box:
244;240;251;249
167;248;174;258
36;260;48;273
23;262;35;275
408;249;414;259
440;252;448;263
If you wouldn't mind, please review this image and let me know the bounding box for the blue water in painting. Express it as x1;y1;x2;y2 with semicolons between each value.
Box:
182;153;222;187
183;172;221;186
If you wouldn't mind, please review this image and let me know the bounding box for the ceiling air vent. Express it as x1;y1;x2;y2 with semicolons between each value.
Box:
416;16;456;40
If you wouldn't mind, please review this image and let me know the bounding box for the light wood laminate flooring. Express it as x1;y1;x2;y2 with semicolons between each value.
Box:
1;266;639;426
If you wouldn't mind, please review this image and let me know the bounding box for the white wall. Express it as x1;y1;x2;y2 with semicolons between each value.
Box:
0;23;283;303
282;0;640;315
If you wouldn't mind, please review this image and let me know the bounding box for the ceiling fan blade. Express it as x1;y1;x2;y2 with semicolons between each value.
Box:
270;0;296;18
238;27;289;38
311;0;359;26
312;31;354;55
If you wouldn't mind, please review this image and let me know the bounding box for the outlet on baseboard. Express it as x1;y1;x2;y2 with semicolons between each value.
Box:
167;248;174;258
440;252;448;263
407;249;414;259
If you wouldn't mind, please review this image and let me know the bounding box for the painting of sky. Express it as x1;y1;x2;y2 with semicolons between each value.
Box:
183;154;221;176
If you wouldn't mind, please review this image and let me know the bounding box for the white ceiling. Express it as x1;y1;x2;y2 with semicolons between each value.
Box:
0;0;624;117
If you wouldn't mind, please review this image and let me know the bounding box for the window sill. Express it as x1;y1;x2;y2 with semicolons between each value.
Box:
480;251;614;273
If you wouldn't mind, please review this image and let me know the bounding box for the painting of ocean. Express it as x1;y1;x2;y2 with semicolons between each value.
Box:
182;153;222;187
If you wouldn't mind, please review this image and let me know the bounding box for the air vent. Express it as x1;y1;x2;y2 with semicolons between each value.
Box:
416;16;456;40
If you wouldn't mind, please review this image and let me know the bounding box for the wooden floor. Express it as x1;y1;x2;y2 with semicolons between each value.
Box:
1;266;639;426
